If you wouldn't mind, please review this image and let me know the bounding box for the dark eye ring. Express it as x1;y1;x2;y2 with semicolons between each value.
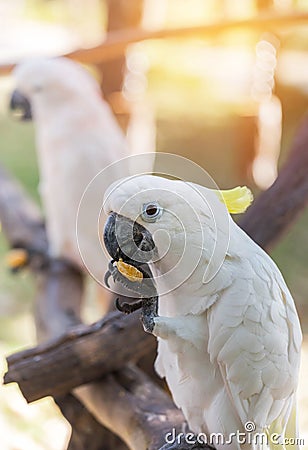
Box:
141;202;163;222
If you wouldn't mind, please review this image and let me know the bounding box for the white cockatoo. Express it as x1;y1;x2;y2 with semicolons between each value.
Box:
103;174;302;450
10;57;130;280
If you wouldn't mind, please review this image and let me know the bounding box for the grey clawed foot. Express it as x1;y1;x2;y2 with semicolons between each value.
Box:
115;297;143;314
140;295;158;333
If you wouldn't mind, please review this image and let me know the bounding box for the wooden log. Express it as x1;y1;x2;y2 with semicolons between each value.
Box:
54;393;125;450
3;309;156;402
73;365;187;450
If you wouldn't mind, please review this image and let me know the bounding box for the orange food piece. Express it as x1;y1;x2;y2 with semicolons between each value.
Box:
116;258;143;283
5;248;28;269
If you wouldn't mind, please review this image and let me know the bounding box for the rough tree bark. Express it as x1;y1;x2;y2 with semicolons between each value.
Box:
4;310;155;402
73;365;186;450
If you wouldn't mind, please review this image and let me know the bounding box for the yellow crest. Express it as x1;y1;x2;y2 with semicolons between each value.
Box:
216;186;253;214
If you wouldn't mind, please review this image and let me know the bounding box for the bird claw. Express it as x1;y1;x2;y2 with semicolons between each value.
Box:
104;260;144;314
104;259;156;297
140;296;158;333
105;258;159;334
115;298;143;314
104;260;116;288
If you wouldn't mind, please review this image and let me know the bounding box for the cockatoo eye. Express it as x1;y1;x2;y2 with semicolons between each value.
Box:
141;202;163;222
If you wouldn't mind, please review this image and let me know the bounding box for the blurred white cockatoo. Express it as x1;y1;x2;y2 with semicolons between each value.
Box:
103;174;302;450
10;57;131;281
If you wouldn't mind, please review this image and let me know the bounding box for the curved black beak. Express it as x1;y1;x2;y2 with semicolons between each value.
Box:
104;212;157;300
10;90;32;121
104;212;156;269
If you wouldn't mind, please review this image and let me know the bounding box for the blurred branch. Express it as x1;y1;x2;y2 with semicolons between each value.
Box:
0;166;46;255
99;0;143;97
33;259;84;342
98;0;144;130
2;12;308;75
240;113;308;250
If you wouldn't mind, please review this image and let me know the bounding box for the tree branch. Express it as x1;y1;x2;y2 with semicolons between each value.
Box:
1;13;308;75
74;365;187;450
240;113;308;250
4;309;155;402
0;166;46;256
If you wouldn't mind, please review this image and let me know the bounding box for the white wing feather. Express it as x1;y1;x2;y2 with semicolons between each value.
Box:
207;232;302;433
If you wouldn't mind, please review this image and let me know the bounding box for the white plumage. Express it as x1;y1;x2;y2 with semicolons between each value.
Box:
12;57;128;278
104;174;302;450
